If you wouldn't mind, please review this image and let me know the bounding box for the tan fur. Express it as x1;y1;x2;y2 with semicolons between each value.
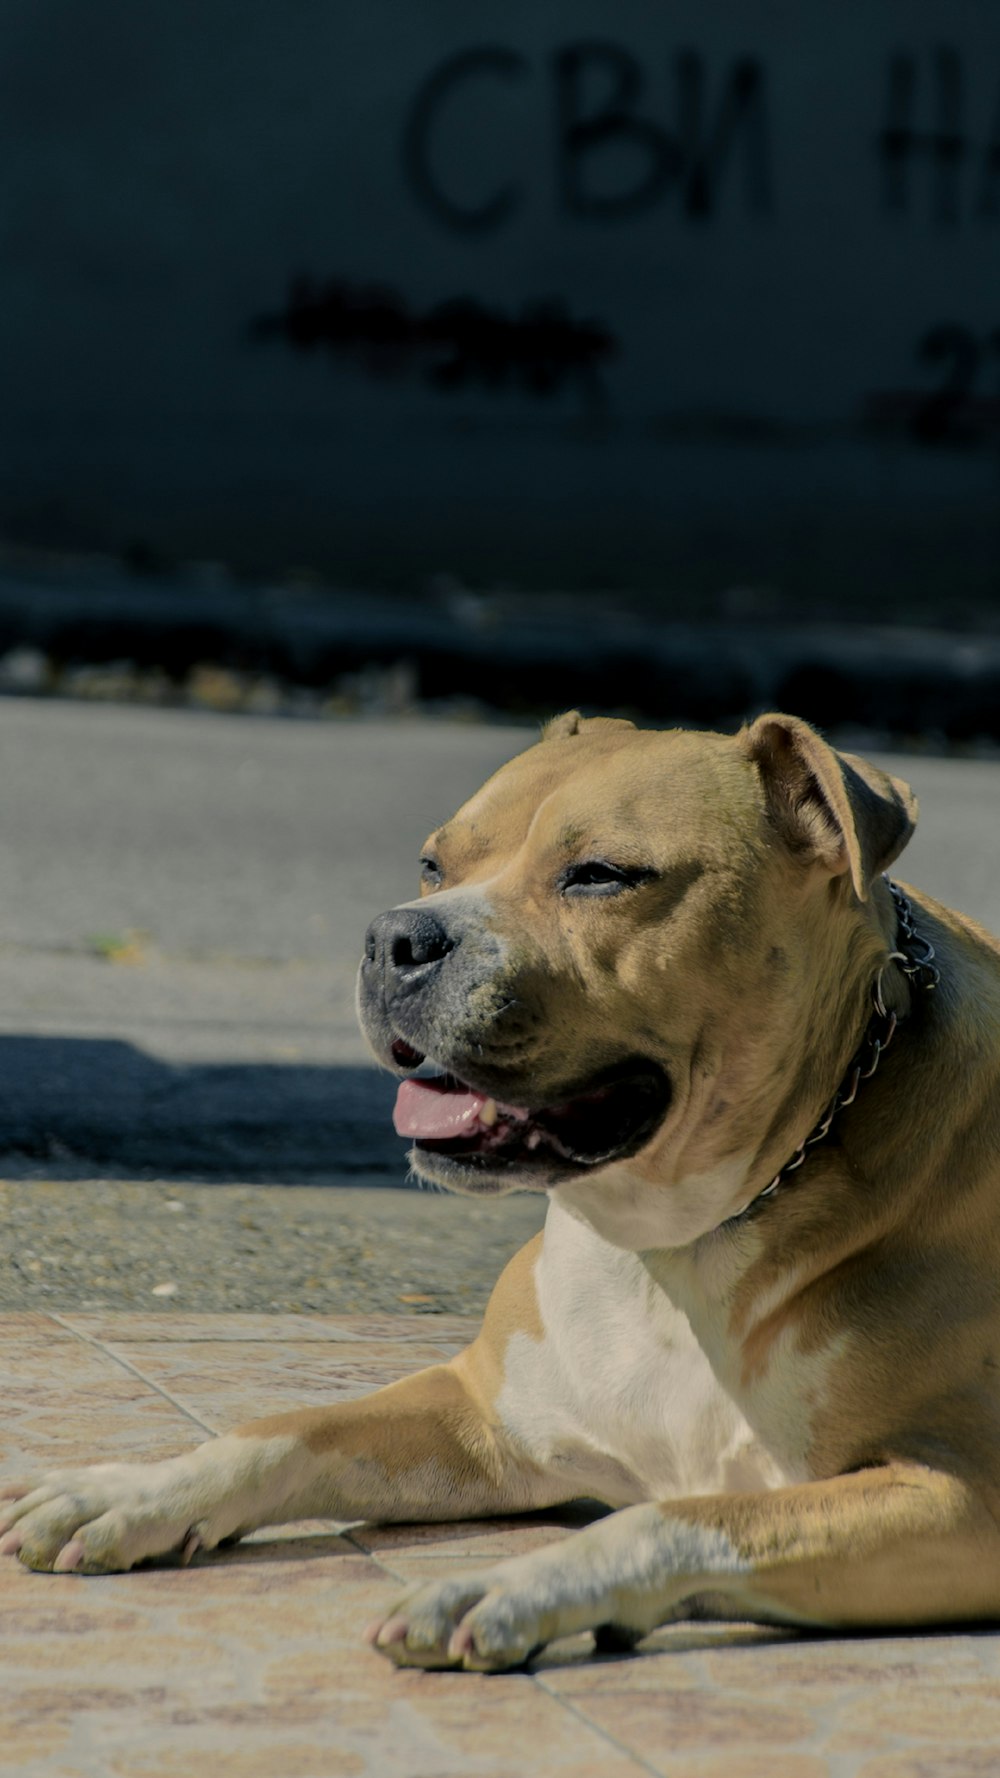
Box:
5;713;1000;1672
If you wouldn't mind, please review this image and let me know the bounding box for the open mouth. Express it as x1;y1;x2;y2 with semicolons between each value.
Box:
390;1049;670;1179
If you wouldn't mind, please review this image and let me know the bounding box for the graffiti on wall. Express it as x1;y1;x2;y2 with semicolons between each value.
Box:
878;49;1000;223
866;324;1000;444
403;43;771;230
250;43;1000;427
402;42;999;231
250;278;616;403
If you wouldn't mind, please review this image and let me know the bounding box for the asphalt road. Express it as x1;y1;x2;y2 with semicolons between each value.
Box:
1;698;999;1312
0;700;544;1310
0;700;530;1178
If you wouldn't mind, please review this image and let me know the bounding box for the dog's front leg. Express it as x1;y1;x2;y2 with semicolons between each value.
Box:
370;1461;1000;1670
0;1360;554;1575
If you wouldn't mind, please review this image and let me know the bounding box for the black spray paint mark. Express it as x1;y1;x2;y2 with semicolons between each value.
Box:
864;323;1000;445
250;279;616;403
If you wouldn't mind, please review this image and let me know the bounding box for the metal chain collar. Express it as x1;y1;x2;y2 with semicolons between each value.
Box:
732;877;940;1223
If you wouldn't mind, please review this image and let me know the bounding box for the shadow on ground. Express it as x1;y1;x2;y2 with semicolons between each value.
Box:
0;1035;404;1182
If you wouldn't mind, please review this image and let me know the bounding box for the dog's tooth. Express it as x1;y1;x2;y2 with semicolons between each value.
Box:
480;1098;498;1127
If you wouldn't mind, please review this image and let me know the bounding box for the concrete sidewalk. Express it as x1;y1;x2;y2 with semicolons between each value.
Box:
4;1308;1000;1778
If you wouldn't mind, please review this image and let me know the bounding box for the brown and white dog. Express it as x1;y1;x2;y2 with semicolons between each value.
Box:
4;711;1000;1671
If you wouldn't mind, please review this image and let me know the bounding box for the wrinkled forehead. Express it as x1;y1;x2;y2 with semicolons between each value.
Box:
426;728;760;867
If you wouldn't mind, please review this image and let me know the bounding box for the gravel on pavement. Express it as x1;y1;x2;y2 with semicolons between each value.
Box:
0;1177;546;1316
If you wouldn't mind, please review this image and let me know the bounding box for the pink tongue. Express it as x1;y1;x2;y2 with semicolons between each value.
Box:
393;1066;530;1137
393;1078;528;1140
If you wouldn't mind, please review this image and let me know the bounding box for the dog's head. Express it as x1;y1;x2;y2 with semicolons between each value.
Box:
358;713;916;1242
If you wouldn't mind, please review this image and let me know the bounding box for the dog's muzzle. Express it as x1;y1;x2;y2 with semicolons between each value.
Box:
359;903;671;1189
359;900;507;1075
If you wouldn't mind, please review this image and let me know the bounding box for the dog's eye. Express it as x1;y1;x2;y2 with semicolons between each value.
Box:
420;856;443;889
560;860;651;898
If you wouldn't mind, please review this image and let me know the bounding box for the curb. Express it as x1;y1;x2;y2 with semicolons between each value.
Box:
2;567;1000;738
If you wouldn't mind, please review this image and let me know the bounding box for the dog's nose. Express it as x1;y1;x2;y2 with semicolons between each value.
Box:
364;908;455;979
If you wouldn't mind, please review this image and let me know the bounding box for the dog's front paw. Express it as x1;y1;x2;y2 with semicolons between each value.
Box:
365;1548;597;1673
365;1510;672;1670
365;1567;545;1672
0;1460;209;1574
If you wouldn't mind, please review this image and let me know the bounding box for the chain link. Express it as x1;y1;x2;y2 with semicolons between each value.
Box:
734;877;939;1219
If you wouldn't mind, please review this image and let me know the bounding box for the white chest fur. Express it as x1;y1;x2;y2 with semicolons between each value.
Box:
495;1200;793;1506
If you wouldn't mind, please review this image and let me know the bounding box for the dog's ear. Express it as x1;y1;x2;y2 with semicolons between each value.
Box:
741;713;917;901
542;711;636;741
542;710;585;740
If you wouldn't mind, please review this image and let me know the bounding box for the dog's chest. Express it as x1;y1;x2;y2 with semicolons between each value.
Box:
494;1204;796;1504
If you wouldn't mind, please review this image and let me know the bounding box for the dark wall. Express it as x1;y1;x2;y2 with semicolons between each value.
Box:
2;0;998;606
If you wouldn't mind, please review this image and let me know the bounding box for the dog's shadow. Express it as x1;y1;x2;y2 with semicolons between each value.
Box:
185;1515;1000;1671
177;1507;803;1671
190;1499;614;1570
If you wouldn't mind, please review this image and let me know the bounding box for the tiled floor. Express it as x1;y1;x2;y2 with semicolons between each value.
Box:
2;1312;1000;1778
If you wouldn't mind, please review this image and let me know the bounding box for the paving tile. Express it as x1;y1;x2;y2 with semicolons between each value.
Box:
562;1682;816;1757
845;1679;1000;1742
605;1760;827;1778
540;1622;1000;1776
60;1311;480;1346
112;1339;460;1432
322;1317;458;1347
0;1338;206;1478
698;1631;987;1695
0;1312;77;1339
0;1315;646;1777
7;1311;1000;1778
315;1313;480;1346
858;1754;1000;1778
0;1534;647;1778
356;1504;606;1565
58;1312;366;1344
